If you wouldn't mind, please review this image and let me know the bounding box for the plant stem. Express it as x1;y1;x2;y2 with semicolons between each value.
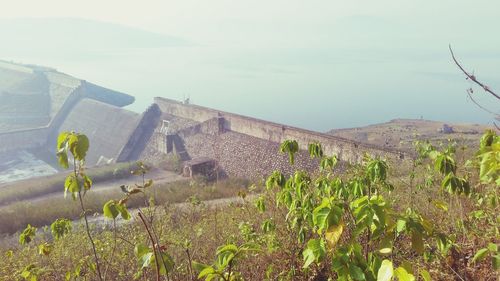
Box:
79;191;104;281
138;211;161;281
103;219;118;281
365;183;371;261
185;248;194;281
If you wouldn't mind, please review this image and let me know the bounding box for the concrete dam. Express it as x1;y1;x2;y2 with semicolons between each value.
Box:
0;61;406;183
0;61;142;182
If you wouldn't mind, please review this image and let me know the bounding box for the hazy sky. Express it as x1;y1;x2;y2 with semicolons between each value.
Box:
2;1;500;46
1;1;499;130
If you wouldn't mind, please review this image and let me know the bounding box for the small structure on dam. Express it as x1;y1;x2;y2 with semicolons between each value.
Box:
182;157;216;179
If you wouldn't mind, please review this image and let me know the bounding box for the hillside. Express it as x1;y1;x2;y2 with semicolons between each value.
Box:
327;118;493;151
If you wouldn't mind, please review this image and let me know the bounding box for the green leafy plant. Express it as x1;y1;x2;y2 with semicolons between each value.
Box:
280;140;299;165
472;243;499;271
56;131;103;281
50;218;72;240
19;224;37;245
194;243;260;281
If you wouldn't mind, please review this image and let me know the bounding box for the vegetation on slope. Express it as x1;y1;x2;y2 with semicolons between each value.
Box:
0;130;498;281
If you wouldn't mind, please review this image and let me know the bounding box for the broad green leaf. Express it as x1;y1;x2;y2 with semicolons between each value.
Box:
472;248;489;263
349;265;366;281
367;159;388;183
396;220;406;233
313;200;331;230
302;239;326;268
325;220;344;249
82;175;92;190
377;260;393;281
487;243;498;252
394;267;415;281
57;151;69;169
192;261;211;273
73;134;89;161
139;252;154;269
134;243;149;258
57;132;70;150
400;261;413;275
492;254;500;270
313;199;342;233
116;203;131;220
198;266;216;278
216;244;238;256
436;234;452;255
420;270;431;281
103;200;119;219
434;154;456;175
64;174;80;199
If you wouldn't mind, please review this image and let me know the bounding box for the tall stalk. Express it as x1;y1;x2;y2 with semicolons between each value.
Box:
74;158;103;281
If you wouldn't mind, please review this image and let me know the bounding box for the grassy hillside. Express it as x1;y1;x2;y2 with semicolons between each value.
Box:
328;119;492;151
0;130;498;280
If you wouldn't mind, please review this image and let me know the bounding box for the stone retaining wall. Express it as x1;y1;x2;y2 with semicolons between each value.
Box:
182;130;322;179
154;97;409;164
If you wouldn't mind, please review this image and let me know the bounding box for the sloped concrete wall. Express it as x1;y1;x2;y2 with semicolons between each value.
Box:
116;104;161;162
56;98;141;165
0;83;84;153
0;127;50;153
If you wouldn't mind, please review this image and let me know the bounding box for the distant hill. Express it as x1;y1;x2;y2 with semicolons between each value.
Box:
327;119;493;151
0;18;191;57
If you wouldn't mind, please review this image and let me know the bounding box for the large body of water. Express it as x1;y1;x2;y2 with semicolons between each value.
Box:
1;19;498;132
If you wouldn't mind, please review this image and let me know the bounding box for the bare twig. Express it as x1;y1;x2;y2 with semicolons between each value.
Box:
449;45;500;100
466;91;499;116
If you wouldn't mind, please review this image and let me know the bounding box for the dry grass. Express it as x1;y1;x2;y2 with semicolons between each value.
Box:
0;177;249;235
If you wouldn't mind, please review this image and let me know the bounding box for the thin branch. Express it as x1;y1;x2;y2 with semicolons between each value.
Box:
103;219;118;281
466;91;500;116
449;45;500;100
79;191;104;281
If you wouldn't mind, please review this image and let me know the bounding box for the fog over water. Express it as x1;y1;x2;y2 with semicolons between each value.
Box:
1;1;499;131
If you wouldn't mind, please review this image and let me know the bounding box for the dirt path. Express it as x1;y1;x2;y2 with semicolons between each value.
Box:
0;195;255;249
87;194;255;227
0;168;185;208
